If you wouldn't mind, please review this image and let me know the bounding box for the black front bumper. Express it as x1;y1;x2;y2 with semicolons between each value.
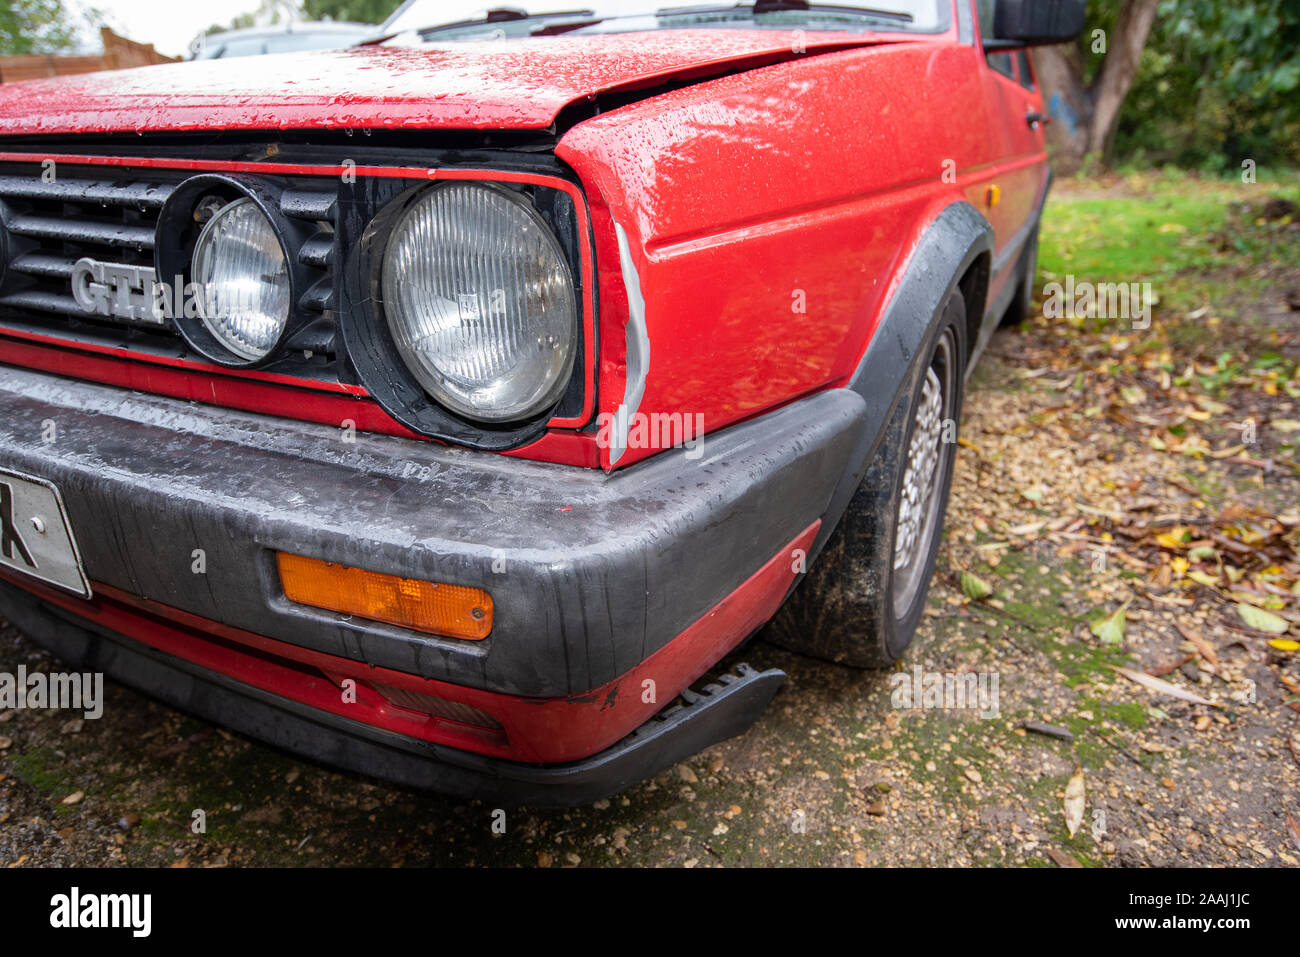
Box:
0;366;866;700
0;578;785;807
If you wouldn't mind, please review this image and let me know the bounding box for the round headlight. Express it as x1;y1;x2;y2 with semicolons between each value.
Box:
191;197;291;363
381;183;578;424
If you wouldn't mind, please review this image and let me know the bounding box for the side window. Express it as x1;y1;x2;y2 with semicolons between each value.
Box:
1016;49;1036;90
977;0;1017;81
987;51;1015;80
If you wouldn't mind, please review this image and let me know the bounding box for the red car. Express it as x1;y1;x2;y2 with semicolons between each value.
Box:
0;0;1083;805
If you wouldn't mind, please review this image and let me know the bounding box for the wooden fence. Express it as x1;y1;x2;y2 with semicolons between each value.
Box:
0;27;176;84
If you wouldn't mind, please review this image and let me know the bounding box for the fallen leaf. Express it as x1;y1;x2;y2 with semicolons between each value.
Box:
60;791;84;806
1110;666;1221;707
1269;639;1300;652
1090;599;1131;645
1019;721;1075;742
1008;521;1046;536
1047;847;1083;868
1209;444;1247;459
1064;767;1085;839
1237;603;1289;634
1287;810;1300;854
1148;654;1194;677
960;571;993;600
1176;624;1219;667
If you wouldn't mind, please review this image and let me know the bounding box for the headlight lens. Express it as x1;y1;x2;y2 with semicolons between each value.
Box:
381;183;578;423
191;197;291;362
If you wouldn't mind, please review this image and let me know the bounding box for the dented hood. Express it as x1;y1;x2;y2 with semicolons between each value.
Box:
0;30;888;137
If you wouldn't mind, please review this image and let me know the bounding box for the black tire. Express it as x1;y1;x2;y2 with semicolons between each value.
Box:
766;290;967;667
1000;223;1039;327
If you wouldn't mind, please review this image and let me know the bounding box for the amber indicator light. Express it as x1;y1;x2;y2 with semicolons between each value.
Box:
277;552;493;641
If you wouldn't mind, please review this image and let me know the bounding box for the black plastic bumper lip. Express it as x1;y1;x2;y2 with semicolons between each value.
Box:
0;578;786;807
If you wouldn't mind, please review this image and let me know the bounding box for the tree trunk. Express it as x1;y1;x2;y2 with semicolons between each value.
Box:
1086;0;1160;159
1031;0;1160;173
1033;43;1091;174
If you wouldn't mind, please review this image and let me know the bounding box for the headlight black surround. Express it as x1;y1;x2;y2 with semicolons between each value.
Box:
155;174;322;369
124;145;594;451
337;176;589;451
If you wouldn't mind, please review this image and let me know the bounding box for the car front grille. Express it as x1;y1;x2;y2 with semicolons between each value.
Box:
0;160;343;378
0;171;174;323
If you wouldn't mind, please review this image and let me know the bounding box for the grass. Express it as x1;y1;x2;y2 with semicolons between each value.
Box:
1039;168;1300;303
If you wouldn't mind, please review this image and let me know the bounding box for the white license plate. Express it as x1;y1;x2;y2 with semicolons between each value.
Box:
0;467;91;598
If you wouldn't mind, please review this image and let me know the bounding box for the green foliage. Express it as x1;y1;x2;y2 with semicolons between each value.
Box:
1074;0;1128;86
0;0;80;54
302;0;405;24
1051;0;1298;169
1115;0;1300;169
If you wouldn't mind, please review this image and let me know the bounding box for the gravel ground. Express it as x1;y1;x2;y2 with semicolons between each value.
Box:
2;202;1298;868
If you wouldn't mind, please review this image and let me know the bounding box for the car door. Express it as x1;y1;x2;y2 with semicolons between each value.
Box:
970;1;1050;311
1002;48;1050;242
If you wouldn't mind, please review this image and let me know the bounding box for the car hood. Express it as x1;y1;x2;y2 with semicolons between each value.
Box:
0;30;896;137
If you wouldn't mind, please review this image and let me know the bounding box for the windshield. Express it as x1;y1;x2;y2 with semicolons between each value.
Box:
382;1;950;38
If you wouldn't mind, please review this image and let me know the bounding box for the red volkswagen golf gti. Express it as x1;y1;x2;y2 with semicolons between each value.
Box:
0;0;1083;805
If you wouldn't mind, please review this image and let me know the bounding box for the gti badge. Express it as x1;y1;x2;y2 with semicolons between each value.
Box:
70;257;166;327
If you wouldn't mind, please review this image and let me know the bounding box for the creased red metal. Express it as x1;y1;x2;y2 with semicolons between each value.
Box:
0;31;887;136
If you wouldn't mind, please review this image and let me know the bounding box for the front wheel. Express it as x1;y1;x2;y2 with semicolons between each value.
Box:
766;290;967;667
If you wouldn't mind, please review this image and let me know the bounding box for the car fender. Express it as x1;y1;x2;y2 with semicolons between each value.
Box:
809;199;993;562
557;40;994;470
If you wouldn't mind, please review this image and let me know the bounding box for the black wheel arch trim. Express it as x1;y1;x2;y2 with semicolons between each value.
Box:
807;199;995;566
